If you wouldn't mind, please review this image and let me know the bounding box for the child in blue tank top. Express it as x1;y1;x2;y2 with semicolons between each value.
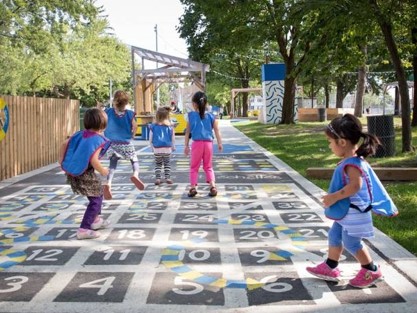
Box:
184;91;222;197
103;90;144;200
149;106;176;185
306;113;387;288
59;108;110;240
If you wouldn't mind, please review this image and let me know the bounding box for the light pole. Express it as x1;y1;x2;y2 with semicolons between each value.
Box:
154;24;160;107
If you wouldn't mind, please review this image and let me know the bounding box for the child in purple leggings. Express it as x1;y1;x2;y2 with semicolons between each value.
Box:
59;108;110;240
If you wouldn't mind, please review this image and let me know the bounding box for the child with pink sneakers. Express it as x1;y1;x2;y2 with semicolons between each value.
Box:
306;114;392;288
59;108;111;240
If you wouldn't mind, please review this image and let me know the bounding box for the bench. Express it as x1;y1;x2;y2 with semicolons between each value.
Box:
306;167;417;181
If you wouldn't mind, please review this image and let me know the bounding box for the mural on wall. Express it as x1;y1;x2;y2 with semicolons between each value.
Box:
0;98;9;142
262;64;286;124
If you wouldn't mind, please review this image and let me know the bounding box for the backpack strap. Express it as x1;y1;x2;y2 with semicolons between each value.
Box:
349;203;373;213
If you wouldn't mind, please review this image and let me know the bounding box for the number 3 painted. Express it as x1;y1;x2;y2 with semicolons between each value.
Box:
0;276;29;293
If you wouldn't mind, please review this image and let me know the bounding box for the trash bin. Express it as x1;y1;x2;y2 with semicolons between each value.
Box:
367;115;395;157
318;108;327;122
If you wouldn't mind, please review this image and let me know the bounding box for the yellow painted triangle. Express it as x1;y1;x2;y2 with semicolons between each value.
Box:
269;253;287;261
210;278;227;288
162;249;180;255
246;278;264;290
162;261;183;268
180;271;203;280
274;225;288;231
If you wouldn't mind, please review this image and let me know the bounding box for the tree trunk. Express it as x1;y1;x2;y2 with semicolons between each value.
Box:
412;27;417;127
336;79;344;108
394;87;400;116
281;76;296;124
354;64;366;117
324;84;330;108
241;78;249;117
370;0;412;152
354;44;367;117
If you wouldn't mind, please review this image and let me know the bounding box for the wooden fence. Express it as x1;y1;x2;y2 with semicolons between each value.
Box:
0;95;79;181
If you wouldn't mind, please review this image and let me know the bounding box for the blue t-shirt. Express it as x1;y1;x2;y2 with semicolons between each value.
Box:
188;111;215;141
104;108;135;142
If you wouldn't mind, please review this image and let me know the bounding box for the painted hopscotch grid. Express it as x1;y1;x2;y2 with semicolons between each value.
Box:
0;140;414;312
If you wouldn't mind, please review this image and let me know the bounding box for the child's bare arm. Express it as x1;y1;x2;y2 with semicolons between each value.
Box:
132;117;138;138
322;166;362;207
58;139;69;164
213;120;223;152
90;149;109;176
184;123;191;156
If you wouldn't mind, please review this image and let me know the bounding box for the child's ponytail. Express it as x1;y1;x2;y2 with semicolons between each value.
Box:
356;133;380;158
192;91;207;119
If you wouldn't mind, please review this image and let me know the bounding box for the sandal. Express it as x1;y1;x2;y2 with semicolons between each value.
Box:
208;186;218;197
103;185;112;200
131;176;145;190
188;187;197;198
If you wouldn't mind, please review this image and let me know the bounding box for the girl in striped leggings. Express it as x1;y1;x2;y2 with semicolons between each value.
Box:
149;106;176;185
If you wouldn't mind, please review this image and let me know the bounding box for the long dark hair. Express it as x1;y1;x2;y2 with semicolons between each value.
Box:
325;113;380;158
192;91;207;119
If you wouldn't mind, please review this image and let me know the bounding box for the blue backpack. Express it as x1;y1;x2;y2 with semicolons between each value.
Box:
324;157;398;220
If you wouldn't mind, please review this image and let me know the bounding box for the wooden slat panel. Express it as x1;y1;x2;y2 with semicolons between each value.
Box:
0;95;79;181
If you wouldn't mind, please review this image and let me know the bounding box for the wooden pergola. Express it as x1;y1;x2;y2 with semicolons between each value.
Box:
131;46;209;114
231;87;262;117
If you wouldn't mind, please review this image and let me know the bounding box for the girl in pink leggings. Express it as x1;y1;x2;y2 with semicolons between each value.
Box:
184;91;223;197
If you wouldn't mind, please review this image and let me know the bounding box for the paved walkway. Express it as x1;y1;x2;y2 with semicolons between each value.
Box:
0;120;416;313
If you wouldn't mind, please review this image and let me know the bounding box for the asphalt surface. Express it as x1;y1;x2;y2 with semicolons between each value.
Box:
0;119;416;313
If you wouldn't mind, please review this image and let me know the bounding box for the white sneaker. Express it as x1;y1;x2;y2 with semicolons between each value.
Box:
91;217;110;230
76;228;100;240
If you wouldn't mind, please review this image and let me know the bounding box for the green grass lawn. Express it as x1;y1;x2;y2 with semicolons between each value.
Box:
234;118;417;256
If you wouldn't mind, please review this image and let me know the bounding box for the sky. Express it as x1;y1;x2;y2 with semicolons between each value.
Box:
95;0;189;58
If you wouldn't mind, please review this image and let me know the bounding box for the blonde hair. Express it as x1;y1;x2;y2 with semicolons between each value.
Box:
155;106;172;124
113;90;129;111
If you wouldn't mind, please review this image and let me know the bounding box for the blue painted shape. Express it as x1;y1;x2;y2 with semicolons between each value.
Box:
161;255;179;261
195;276;219;284
262;63;286;81
274;250;293;258
171;265;191;273
226;280;247;288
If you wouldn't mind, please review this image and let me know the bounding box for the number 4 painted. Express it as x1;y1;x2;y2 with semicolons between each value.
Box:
79;277;115;295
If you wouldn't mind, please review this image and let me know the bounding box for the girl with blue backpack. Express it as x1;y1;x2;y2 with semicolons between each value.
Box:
306;113;397;288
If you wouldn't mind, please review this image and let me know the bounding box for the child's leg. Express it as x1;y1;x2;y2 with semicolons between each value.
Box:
107;154;119;185
189;141;204;187
201;142;215;186
80;196;103;230
130;159;145;190
163;154;171;180
344;233;382;287
131;160;140;178
154;154;163;180
104;154;119;200
306;222;343;280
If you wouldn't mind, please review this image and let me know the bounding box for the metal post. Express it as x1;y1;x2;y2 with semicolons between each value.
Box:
154;24;160;106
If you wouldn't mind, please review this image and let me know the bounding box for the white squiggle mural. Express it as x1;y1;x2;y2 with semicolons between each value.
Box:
263;80;285;124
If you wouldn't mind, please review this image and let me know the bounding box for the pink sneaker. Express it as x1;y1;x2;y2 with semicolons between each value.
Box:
306;262;341;281
76;228;100;240
349;265;383;288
